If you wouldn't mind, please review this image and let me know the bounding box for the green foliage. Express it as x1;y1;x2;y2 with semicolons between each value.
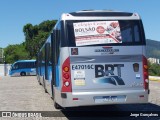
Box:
4;43;29;64
0;48;4;63
146;39;160;76
3;20;57;63
148;61;160;76
0;48;3;58
23;20;57;58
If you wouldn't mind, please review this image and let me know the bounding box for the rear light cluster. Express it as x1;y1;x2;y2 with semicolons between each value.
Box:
62;57;72;92
143;56;149;90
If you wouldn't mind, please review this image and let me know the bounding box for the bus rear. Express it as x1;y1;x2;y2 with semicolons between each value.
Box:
55;10;149;108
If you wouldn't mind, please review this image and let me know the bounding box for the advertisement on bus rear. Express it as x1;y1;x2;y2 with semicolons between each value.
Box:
73;21;122;46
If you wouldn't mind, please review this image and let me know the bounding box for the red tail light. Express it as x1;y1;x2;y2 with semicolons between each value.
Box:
63;73;70;79
62;57;72;92
143;56;149;90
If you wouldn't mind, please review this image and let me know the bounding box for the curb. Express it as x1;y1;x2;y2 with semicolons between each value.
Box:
149;76;160;81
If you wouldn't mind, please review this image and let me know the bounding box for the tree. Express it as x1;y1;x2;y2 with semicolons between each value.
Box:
3;19;57;63
0;48;4;63
23;20;57;58
148;61;160;76
4;43;29;64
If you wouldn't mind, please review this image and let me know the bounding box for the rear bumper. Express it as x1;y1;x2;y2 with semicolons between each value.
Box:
60;90;148;107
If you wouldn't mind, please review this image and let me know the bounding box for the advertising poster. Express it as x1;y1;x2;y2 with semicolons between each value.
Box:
73;21;122;46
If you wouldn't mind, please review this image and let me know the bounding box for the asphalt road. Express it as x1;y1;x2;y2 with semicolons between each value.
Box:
0;76;160;120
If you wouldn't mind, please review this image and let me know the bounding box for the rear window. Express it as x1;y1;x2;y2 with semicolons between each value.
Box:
66;20;145;47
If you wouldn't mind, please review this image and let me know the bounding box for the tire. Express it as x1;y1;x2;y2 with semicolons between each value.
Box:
44;88;47;93
39;80;42;85
20;72;26;76
43;76;48;93
39;82;42;85
37;76;42;85
51;87;54;100
54;102;62;110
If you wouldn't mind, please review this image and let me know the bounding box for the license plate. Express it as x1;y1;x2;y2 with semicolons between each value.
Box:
94;95;126;103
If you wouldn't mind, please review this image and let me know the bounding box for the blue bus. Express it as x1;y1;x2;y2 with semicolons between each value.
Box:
9;60;36;76
37;10;148;109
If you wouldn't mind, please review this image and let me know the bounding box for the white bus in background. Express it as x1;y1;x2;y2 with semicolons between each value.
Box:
37;10;149;109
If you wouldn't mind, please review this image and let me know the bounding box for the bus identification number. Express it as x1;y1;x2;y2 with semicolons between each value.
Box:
72;65;94;70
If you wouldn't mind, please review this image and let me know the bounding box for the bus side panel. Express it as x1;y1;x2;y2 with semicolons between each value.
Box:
54;47;70;106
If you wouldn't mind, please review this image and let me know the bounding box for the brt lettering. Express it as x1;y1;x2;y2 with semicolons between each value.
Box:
95;64;124;78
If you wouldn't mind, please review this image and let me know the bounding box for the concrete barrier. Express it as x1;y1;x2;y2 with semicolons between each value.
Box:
149;76;160;81
0;64;11;76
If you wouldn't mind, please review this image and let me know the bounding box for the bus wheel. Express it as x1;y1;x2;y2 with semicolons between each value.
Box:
54;102;62;109
20;72;26;76
38;77;42;85
44;88;47;93
43;76;48;93
38;79;42;85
